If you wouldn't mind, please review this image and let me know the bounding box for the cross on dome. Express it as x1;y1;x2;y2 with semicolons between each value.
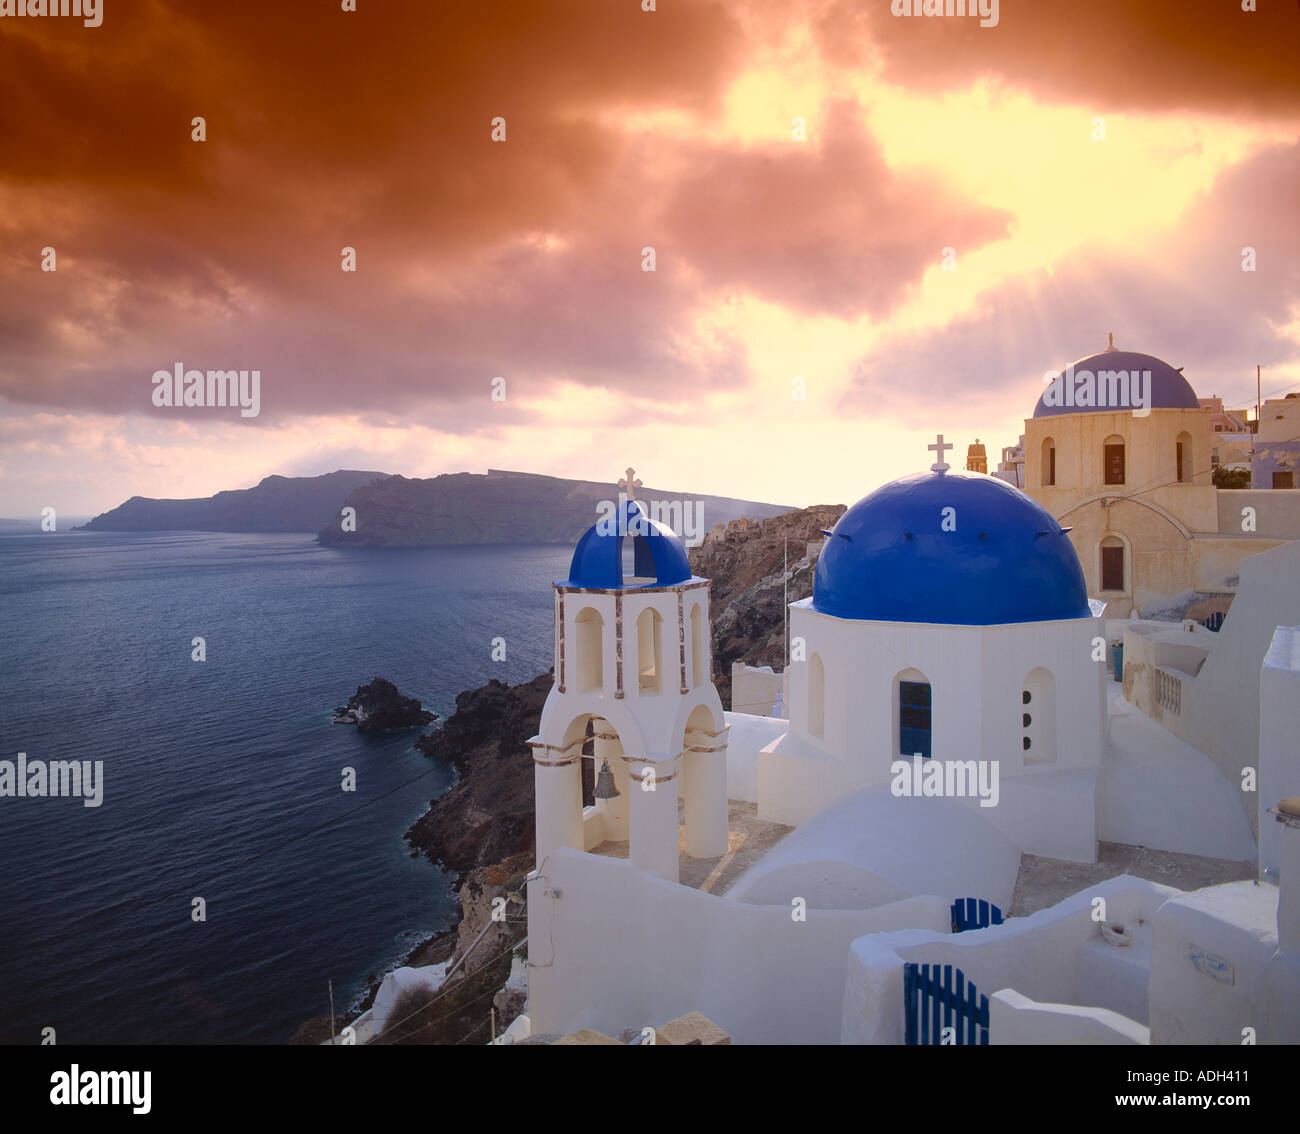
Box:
928;434;952;473
1104;331;1117;353
618;467;643;500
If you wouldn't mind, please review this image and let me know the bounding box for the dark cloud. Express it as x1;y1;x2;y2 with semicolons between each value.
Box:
0;0;1016;422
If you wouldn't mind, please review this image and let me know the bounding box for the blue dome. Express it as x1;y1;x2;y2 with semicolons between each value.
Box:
562;499;692;589
1033;349;1199;417
813;471;1089;625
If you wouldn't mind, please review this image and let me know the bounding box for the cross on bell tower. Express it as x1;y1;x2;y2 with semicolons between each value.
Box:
618;467;642;501
928;434;952;473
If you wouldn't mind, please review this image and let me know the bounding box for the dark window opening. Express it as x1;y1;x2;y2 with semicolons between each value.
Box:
899;680;932;758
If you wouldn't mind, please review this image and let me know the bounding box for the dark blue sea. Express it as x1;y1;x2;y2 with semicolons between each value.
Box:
0;532;567;1044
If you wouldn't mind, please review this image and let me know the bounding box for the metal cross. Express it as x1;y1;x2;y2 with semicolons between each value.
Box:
928;435;952;473
618;467;642;500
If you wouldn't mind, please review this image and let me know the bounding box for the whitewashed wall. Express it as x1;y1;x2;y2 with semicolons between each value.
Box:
842;876;1176;1044
526;848;950;1044
759;604;1105;860
990;989;1149;1044
1260;625;1300;879
1148;881;1279;1044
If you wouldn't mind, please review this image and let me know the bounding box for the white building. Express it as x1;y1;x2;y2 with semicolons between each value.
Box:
511;461;1298;1045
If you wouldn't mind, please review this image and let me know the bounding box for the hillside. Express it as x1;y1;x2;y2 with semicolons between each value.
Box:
689;503;847;706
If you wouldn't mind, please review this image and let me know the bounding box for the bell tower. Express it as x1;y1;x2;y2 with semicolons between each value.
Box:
528;470;730;884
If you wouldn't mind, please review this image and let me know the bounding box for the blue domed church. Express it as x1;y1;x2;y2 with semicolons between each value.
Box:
753;437;1106;864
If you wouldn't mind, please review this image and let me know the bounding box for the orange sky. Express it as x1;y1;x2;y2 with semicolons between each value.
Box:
1;0;1297;515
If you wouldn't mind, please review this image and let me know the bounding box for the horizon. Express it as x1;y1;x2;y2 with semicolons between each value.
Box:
2;3;1298;516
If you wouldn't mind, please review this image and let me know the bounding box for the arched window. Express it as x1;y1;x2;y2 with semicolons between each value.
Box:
636;607;662;694
894;668;932;758
575;608;604;693
1103;434;1126;485
1175;431;1193;483
1041;436;1056;487
808;653;825;738
1022;668;1056;765
1100;535;1126;592
690;603;705;688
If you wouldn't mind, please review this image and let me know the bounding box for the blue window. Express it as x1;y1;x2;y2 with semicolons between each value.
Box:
899;680;932;757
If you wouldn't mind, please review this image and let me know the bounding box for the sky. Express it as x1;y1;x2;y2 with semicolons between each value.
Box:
1;0;1298;516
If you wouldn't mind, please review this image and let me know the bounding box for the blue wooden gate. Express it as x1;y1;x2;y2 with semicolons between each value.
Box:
903;963;989;1045
950;897;1004;933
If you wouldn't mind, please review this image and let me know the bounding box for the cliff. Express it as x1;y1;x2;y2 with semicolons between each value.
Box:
316;468;792;547
404;671;553;875
689;503;846;707
76;470;390;533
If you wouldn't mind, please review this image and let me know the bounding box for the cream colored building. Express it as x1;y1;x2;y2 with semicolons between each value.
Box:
1253;394;1300;490
1199;395;1254;474
1016;339;1297;617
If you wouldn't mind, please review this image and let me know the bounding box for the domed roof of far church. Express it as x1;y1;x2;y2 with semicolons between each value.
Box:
562;497;691;589
1032;338;1199;417
813;468;1089;625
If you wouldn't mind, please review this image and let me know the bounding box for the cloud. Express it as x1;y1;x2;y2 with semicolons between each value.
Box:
814;0;1300;119
0;1;1016;422
839;140;1300;422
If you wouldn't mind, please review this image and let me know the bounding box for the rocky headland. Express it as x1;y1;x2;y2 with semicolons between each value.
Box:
77;469;390;533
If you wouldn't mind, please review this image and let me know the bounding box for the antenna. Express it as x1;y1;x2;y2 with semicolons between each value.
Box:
784;537;789;670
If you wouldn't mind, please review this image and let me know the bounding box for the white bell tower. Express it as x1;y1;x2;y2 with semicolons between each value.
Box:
528;470;729;884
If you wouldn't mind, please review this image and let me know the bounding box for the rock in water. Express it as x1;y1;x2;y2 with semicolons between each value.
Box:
335;677;436;733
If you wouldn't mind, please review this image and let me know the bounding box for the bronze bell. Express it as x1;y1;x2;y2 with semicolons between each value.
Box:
593;759;620;800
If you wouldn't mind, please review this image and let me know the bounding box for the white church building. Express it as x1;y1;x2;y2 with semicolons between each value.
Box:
504;455;1300;1045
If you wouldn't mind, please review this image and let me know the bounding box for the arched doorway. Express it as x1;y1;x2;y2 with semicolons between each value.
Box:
1099;534;1127;594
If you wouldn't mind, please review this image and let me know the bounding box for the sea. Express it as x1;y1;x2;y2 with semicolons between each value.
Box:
0;531;568;1044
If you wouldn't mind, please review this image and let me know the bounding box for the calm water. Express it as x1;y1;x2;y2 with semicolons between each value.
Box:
0;531;567;1044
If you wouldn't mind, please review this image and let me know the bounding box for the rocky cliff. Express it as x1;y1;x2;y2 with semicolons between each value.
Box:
689;503;846;707
405;671;553;875
77;470;390;533
316;468;792;547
